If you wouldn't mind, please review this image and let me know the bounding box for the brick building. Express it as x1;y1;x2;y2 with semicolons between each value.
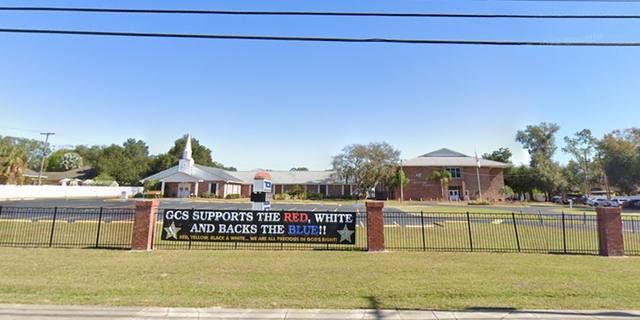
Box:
141;136;509;201
399;148;510;201
140;134;356;198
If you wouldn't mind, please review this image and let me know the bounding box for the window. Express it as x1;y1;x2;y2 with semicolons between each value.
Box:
446;168;461;178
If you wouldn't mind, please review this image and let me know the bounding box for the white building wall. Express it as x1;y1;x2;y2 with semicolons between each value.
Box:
0;185;144;200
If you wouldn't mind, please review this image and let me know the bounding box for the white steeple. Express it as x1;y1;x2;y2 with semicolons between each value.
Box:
183;132;193;160
178;133;194;174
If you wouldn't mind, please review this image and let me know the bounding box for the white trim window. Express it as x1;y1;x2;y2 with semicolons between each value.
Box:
446;168;461;178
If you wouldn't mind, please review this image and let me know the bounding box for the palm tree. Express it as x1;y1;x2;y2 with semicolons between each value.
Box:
0;145;28;185
429;169;452;201
388;169;410;199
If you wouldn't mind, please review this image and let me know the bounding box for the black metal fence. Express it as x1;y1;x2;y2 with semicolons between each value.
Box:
0;206;135;249
1;205;639;256
383;211;640;256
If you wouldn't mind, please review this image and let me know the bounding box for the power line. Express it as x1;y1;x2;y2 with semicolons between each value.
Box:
0;125;101;145
2;7;640;19
2;28;640;46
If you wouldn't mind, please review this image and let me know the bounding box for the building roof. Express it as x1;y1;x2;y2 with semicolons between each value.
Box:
22;168;45;178
141;167;347;185
38;166;95;181
403;148;511;168
140;138;509;185
230;170;346;185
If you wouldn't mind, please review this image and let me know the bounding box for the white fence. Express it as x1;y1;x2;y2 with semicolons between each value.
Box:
0;185;144;200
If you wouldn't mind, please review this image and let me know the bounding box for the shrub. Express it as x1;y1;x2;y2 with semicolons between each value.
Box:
146;179;161;191
225;194;241;199
274;193;290;201
59;152;83;171
306;192;324;200
200;192;217;198
468;200;492;206
133;192;144;198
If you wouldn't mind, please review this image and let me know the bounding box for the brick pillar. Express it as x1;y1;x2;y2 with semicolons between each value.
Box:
366;201;385;252
596;206;625;257
132;200;159;251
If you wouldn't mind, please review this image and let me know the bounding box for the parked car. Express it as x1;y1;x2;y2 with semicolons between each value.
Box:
607;199;625;207
570;195;589;204
623;199;640;208
587;197;610;206
551;196;563;204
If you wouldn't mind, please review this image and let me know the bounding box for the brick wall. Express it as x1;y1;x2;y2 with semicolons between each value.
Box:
596;207;625;256
400;166;505;201
365;201;385;251
132;200;159;250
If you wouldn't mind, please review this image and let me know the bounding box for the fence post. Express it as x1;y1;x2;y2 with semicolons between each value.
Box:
49;207;58;247
562;210;567;254
420;211;426;251
466;212;473;252
365;201;385;251
132;200;159;251
538;209;544;226
596;207;625;256
511;212;521;252
95;207;104;248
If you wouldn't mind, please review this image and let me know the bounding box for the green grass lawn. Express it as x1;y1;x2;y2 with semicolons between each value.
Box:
0;248;638;310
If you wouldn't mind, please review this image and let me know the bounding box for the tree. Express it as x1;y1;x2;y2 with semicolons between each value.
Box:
499;185;515;199
482;148;512;164
46;150;82;171
93;139;152;186
1;135;48;171
562;129;597;196
331;142;400;199
59;152;83;171
290;167;309;171
388;169;410;198
534;158;568;200
562;161;584;194
74;145;103;166
150;134;235;173
515;122;560;168
0;142;29;185
596;129;640;195
429;169;452;200
515;122;567;200
505;164;536;200
45;150;68;172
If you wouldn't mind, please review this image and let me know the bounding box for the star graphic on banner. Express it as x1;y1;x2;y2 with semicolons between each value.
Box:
164;222;181;240
337;225;354;243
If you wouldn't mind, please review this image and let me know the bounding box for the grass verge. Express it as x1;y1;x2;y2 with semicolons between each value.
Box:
0;248;639;310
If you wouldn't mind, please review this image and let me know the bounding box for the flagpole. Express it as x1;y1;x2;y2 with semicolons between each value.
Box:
475;150;483;201
476;166;482;201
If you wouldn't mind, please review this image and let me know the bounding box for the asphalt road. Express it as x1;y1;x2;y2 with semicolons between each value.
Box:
0;198;367;212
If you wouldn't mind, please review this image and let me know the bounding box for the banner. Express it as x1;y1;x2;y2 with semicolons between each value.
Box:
161;210;356;244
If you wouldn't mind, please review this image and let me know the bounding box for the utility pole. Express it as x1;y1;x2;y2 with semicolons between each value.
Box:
38;132;54;185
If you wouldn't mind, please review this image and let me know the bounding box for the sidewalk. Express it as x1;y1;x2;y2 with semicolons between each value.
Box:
1;305;639;320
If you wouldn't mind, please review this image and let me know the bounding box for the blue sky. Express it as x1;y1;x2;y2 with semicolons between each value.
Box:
1;0;640;171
